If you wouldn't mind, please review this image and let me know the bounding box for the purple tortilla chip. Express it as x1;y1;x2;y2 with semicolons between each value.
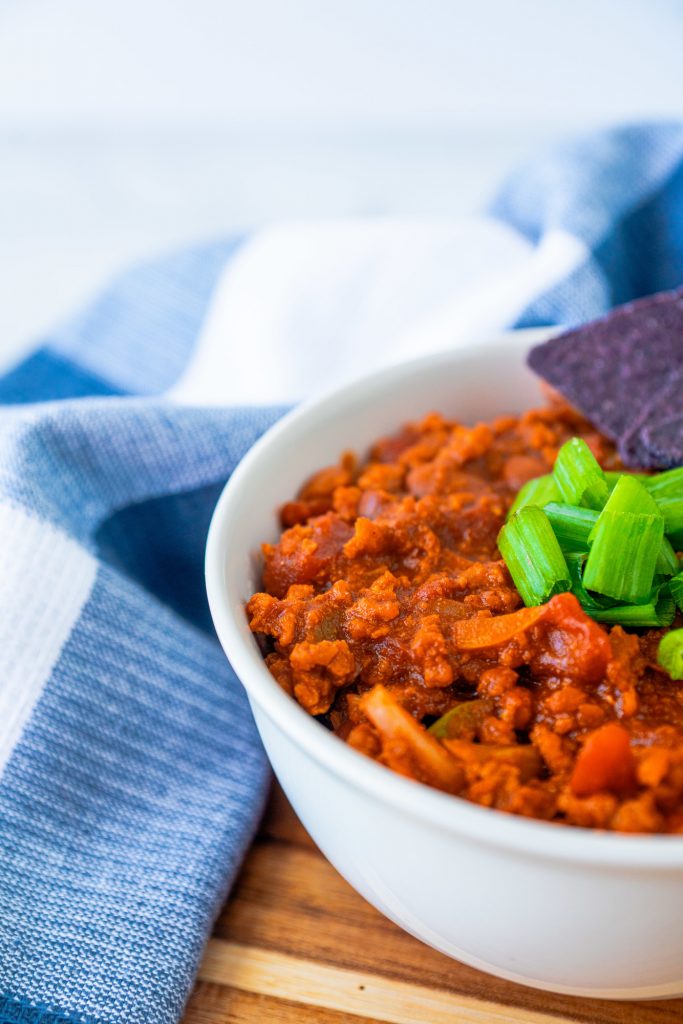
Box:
528;288;683;469
640;415;683;470
619;371;683;467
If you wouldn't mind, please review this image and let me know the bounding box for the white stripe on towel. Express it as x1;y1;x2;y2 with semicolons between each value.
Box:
0;503;97;778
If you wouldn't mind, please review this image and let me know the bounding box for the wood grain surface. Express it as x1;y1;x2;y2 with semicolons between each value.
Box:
183;785;683;1023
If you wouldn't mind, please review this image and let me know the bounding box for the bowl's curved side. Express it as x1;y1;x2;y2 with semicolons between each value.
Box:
251;699;683;999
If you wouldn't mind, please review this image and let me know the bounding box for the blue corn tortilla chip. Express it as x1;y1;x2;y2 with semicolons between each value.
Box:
620;372;683;467
641;415;683;470
528;288;683;469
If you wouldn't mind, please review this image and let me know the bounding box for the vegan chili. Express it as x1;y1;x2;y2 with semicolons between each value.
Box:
247;401;683;833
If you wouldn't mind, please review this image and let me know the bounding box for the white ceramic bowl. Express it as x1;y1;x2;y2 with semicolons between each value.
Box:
206;329;683;1000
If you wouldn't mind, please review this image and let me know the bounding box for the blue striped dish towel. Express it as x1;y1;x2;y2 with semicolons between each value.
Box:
1;122;683;1024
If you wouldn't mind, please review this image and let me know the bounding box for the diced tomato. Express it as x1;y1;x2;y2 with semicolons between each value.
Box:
570;722;637;797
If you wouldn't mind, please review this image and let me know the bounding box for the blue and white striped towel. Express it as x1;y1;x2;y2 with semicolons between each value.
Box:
1;122;683;1024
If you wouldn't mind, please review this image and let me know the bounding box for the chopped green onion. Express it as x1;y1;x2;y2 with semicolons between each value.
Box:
504;449;681;628
657;629;683;680
605;470;650;489
669;572;683;612
583;476;664;603
646;466;683;501
657;536;680;577
544;503;597;551
498;507;571;607
652;497;683;538
588;473;662;524
552;438;609;511
565;553;598;610
584;510;663;602
590;593;676;628
507;473;559;520
569;553;674;625
646;467;683;536
544;501;677;575
565;553;617;611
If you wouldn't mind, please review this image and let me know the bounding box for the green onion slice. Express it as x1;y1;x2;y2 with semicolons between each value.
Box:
657;536;680;577
588;471;662;524
552;437;609;511
498;507;571;607
646;467;683;536
583;476;664;603
657;628;683;680
565;553;598;610
584;510;663;603
544;501;676;575
646;466;683;501
569;554;674;625
652;496;683;537
565;553;617;611
507;473;559;520
590;593;676;628
669;572;683;612
544;503;597;551
605;470;651;489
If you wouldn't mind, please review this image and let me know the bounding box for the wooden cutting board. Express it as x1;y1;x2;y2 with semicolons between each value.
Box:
183;785;683;1024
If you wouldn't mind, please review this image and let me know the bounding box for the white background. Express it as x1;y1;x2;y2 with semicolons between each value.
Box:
1;0;682;366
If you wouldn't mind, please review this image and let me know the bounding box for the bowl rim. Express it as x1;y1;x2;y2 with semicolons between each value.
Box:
206;329;683;869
